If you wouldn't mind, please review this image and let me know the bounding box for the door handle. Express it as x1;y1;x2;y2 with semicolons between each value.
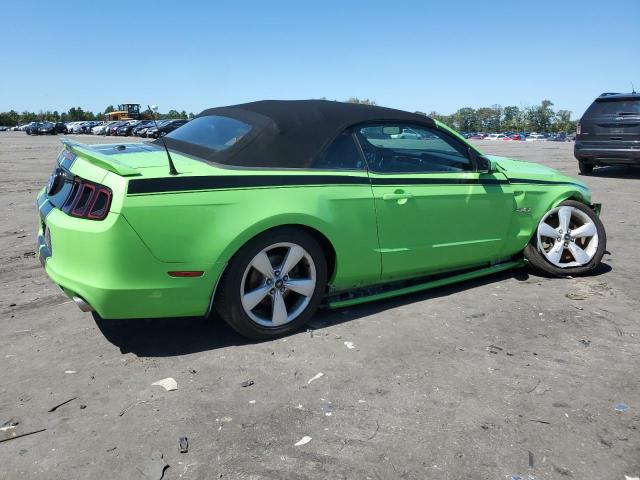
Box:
382;192;413;201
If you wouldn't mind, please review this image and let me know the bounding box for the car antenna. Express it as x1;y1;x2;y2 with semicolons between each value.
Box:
148;104;178;176
632;82;637;94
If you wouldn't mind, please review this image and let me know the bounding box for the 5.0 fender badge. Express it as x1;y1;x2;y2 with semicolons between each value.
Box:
516;207;531;213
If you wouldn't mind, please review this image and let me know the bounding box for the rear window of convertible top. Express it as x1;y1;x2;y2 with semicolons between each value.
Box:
165;115;252;153
586;99;640;116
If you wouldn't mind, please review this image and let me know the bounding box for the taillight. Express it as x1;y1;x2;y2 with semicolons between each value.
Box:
64;178;112;220
576;123;581;136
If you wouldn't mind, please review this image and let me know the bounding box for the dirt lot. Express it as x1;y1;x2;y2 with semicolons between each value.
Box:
1;132;638;479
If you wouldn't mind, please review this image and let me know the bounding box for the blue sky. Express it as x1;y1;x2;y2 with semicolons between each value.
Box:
2;0;639;118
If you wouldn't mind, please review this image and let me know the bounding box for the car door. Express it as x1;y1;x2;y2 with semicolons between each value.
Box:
357;123;516;281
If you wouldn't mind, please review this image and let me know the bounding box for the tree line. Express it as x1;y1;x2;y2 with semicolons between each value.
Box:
1;99;576;133
0;105;193;126
345;98;576;133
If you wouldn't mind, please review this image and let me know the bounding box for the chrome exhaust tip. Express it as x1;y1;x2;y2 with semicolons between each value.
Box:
72;296;94;313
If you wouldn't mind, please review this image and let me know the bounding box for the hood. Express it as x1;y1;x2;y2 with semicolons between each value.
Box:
486;155;588;189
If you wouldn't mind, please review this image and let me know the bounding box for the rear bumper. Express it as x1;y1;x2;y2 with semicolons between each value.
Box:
575;142;640;164
37;192;225;319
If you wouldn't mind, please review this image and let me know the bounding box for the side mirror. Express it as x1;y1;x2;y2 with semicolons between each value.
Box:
476;155;493;173
468;147;492;173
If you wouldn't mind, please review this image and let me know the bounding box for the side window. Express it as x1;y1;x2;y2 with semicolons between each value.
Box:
313;130;365;170
356;124;471;173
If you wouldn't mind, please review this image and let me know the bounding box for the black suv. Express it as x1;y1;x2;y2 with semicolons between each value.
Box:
575;92;640;174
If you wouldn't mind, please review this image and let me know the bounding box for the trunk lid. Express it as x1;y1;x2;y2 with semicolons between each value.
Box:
61;140;214;178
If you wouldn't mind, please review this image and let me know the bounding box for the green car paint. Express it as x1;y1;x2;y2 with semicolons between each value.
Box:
37;122;592;320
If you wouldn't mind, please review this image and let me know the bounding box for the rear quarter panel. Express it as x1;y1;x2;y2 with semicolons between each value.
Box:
122;176;381;291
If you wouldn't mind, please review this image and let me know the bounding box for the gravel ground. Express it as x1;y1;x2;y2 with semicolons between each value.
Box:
0;132;638;480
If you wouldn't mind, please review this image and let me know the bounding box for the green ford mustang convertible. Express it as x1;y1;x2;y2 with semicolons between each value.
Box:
37;100;606;339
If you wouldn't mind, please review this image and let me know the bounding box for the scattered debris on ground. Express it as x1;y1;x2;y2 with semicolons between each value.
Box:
119;400;149;417
614;403;629;413
307;373;324;384
152;378;177;391
0;428;46;444
48;397;77;412
565;292;588;300
179;437;189;453
294;436;312;446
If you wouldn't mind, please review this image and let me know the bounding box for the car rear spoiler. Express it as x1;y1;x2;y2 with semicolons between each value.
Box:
60;139;142;177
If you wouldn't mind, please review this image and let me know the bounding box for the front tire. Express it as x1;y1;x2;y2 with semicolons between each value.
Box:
214;228;328;340
524;200;606;276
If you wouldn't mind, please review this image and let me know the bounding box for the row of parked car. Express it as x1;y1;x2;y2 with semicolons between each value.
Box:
7;119;189;138
462;132;574;142
85;119;188;138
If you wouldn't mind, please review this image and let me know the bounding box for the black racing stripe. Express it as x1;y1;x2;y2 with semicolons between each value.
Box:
370;177;508;186
127;175;371;195
126;174;584;195
508;178;586;188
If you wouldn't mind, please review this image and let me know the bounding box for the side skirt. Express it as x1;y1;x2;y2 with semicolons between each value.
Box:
325;259;527;309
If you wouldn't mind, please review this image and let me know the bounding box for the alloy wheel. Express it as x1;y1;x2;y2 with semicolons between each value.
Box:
240;242;317;327
536;205;599;268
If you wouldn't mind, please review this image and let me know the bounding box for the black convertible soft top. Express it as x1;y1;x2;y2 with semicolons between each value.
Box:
158;100;436;168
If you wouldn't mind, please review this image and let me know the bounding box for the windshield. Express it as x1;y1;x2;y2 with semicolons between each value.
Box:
165;115;252;152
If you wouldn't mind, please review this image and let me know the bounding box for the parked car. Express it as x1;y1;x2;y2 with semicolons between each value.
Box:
146;119;188;138
143;120;168;138
93;121;116;135
53;122;66;134
64;122;82;134
575;92;640;174
74;121;100;134
526;133;547;141
486;133;508;141
469;133;486;139
38;122;56;135
37;100;606;340
0;126;9;131
135;126;151;137
390;127;423;139
25;122;42;135
106;121;128;136
547;133;568;142
131;120;155;136
115;120;141;136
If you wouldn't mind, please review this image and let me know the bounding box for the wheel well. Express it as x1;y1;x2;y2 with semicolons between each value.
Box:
225;224;337;282
207;224;337;318
567;195;589;205
277;224;337;282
